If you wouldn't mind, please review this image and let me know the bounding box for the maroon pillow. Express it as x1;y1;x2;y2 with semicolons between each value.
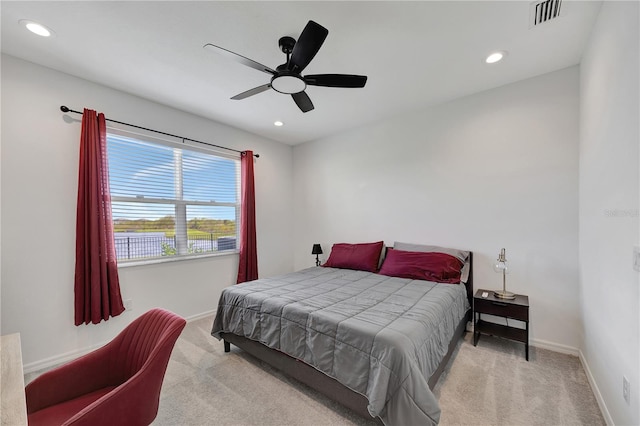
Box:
378;249;464;283
323;241;384;272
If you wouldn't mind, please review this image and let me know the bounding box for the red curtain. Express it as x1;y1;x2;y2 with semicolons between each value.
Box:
236;150;258;283
74;109;125;325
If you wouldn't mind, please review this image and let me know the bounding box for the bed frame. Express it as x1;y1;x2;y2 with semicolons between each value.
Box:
221;252;473;422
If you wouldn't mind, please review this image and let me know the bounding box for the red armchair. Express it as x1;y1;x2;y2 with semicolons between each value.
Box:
25;308;186;426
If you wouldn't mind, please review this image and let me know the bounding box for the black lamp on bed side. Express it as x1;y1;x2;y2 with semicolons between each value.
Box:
312;244;323;267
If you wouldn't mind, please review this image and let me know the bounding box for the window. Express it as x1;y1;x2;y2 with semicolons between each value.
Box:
106;132;240;262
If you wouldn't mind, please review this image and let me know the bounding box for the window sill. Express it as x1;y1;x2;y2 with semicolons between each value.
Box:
117;250;239;268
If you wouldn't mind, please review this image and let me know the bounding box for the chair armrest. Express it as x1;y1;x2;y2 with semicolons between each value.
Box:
25;344;113;413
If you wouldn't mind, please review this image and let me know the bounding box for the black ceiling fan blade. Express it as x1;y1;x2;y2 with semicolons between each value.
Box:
304;74;368;88
204;43;276;75
231;84;272;100
288;21;328;74
291;91;314;113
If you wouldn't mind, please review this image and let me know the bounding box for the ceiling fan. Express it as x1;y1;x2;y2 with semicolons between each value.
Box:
204;20;368;113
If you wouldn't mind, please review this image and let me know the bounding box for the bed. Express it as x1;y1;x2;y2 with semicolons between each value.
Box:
211;242;473;425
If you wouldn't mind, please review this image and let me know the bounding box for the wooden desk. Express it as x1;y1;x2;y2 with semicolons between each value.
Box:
1;333;28;425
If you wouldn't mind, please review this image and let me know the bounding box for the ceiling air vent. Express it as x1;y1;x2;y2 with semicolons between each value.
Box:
530;0;563;27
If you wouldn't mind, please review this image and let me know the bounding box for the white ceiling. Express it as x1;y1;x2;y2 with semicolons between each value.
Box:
1;1;602;145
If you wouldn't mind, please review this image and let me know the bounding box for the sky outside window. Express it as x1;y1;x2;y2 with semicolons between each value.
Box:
107;134;238;222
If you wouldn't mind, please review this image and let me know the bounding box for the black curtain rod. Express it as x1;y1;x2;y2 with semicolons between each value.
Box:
60;106;259;158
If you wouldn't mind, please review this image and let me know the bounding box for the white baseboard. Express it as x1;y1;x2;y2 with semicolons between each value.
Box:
578;350;614;426
23;309;218;375
23;343;105;374
467;324;581;356
530;338;580;356
185;309;216;322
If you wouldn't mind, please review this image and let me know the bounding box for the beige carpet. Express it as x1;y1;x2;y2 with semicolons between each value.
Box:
433;333;605;426
25;315;605;425
154;315;605;425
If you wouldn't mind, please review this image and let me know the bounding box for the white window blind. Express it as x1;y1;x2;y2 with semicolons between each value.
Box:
106;133;240;262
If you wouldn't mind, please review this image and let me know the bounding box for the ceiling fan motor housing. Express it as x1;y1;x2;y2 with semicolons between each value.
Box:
278;36;296;54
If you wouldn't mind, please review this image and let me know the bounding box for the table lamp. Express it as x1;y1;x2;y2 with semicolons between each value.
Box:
312;244;323;266
493;248;515;299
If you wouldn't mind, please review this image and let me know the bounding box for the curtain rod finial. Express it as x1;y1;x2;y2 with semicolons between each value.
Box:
60;106;70;113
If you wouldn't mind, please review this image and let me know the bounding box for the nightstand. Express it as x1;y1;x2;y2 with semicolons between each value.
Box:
473;289;529;360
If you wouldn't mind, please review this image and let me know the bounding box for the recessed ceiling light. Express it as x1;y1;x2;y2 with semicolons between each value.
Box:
20;20;54;37
485;51;507;64
274;121;284;127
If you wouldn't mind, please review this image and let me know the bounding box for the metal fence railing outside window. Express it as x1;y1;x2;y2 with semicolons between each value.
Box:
114;233;236;261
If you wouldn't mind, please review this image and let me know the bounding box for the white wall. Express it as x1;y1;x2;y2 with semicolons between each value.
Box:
293;67;581;350
579;1;639;424
0;55;294;369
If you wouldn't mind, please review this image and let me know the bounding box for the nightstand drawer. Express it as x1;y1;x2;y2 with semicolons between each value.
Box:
474;298;528;321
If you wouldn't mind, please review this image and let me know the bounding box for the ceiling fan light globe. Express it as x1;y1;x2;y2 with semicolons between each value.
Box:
271;75;306;94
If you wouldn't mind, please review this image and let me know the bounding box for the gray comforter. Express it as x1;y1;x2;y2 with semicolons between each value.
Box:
211;267;469;425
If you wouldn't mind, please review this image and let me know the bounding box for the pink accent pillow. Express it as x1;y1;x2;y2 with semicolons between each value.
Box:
323;241;384;272
378;249;464;283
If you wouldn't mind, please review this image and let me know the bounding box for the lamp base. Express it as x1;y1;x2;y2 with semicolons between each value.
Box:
494;290;516;300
